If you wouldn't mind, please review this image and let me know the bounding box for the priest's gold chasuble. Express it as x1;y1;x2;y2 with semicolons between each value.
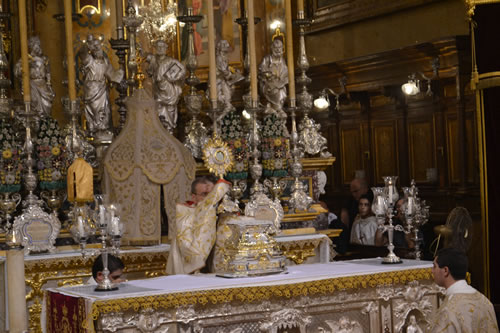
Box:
104;89;196;245
167;180;231;274
429;292;499;332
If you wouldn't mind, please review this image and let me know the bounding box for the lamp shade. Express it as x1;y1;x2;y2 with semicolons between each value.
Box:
314;95;329;110
401;80;420;96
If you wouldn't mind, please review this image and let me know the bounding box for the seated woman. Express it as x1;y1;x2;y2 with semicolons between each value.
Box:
350;194;379;245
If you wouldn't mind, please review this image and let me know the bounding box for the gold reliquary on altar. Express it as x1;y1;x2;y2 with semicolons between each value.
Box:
215;216;287;278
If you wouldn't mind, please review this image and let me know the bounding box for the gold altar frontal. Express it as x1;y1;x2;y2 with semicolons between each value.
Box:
46;259;441;333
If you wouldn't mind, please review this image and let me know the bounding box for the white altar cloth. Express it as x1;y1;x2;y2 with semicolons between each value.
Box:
51;258;432;300
46;259;436;333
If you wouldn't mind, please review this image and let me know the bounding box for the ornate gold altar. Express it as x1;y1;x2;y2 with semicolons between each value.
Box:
46;259;441;333
0;245;169;333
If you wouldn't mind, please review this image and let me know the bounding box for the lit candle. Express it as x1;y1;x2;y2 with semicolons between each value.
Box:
285;0;295;102
388;186;393;204
207;0;217;107
116;0;123;28
247;0;258;102
18;0;30;102
63;0;77;101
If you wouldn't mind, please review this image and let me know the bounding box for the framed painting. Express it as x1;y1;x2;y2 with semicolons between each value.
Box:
177;0;242;71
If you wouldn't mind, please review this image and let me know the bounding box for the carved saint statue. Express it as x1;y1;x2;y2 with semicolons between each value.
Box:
406;315;423;333
258;38;288;118
146;40;186;133
212;40;243;120
15;36;55;117
78;34;124;138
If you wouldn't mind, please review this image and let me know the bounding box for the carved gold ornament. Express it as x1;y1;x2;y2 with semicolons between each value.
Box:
87;267;432;326
202;136;234;179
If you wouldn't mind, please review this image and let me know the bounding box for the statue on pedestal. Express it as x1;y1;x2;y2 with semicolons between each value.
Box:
213;40;243;121
258;39;288;118
78;34;124;138
146;40;186;133
14;36;55;118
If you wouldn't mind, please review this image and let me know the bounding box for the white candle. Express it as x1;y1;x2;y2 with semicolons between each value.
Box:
111;217;120;235
377;196;385;215
207;0;217;106
407;197;414;215
285;0;295;102
247;0;258;102
63;0;77;101
116;0;123;27
298;0;304;12
18;0;30;102
77;216;85;236
388;186;393;204
7;249;28;333
99;205;106;226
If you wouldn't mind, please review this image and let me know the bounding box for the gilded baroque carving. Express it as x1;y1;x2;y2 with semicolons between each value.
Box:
24;250;168;333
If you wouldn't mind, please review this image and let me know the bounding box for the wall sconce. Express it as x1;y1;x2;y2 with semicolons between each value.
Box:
401;57;440;96
314;77;347;111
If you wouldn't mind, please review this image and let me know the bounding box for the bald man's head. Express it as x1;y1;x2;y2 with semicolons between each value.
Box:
350;178;368;201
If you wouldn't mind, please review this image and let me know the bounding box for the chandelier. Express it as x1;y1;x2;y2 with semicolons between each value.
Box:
138;0;178;45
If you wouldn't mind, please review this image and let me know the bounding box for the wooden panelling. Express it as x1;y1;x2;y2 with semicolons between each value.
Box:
372;122;399;183
408;121;435;183
466;116;476;183
446;117;460;184
340;127;363;184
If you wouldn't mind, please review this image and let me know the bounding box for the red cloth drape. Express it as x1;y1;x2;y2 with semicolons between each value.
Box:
46;291;86;333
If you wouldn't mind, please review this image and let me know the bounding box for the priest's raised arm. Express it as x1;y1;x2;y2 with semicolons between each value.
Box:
167;177;231;275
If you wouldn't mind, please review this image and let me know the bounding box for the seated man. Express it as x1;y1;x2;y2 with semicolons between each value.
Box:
350;194;379;245
88;254;125;285
166;176;231;275
429;248;498;332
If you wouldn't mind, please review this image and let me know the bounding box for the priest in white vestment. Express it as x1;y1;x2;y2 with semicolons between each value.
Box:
167;177;231;274
430;248;499;332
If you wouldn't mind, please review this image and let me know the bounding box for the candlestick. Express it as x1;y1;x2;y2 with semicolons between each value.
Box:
207;0;217;107
247;0;258;102
63;0;77;101
285;0;295;102
18;0;30;102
